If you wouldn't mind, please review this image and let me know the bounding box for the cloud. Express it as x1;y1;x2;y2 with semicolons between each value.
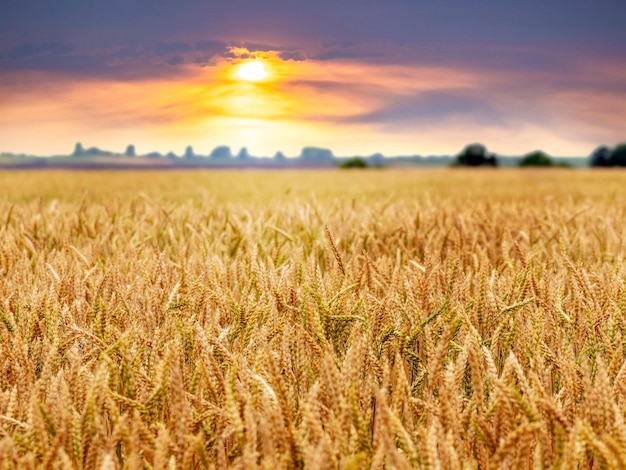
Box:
194;40;226;53
343;91;505;127
0;39;313;77
0;39;234;79
278;50;306;61
4;41;74;60
2;0;625;64
165;55;185;66
312;47;388;62
154;42;193;57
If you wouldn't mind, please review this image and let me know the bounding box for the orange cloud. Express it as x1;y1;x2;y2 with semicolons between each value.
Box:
1;50;625;157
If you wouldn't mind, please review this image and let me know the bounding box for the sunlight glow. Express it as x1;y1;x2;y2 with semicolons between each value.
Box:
237;61;269;81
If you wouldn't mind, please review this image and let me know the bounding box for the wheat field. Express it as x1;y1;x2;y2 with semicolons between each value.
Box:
1;169;625;469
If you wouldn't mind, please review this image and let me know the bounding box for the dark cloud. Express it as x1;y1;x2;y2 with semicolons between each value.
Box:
1;52;113;75
1;0;624;124
312;46;388;62
0;51;188;82
194;40;225;53
321;40;359;49
4;41;74;60
154;42;193;57
165;55;185;66
0;39;233;79
236;43;277;53
279;50;307;61
2;0;624;61
344;91;505;127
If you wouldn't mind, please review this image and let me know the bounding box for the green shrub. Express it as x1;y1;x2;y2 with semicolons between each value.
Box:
340;157;369;169
519;150;553;167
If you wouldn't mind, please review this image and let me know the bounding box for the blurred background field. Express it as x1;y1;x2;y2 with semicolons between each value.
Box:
2;168;626;203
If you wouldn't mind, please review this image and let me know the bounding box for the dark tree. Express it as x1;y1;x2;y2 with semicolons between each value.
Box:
611;143;626;167
455;143;498;167
484;154;498;167
519;150;553;167
340;157;368;169
589;146;612;167
589;144;626;167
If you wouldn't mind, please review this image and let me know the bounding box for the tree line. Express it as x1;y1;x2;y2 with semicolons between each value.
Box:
452;143;626;168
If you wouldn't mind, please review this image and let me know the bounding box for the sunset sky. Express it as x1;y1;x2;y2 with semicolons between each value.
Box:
1;0;625;157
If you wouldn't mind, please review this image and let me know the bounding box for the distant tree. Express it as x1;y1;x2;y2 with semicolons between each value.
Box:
83;146;113;157
368;153;384;167
484;154;498;166
340;157;368;169
455;143;498;167
611;143;626;167
299;147;334;162
589;146;612;167
125;145;136;157
210;146;232;159
273;151;286;161
73;142;85;157
237;147;249;160
184;146;195;159
519;150;553;167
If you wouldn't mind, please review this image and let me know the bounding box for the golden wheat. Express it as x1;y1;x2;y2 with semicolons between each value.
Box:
0;169;625;469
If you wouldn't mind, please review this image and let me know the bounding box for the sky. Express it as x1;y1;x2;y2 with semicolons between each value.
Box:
1;0;625;157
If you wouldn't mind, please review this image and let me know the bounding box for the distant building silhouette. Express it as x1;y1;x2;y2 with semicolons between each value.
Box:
184;146;195;159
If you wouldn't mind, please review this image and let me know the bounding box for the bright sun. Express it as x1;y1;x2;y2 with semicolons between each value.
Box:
236;61;269;81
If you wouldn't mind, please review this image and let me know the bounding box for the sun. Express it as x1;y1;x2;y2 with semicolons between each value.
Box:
236;61;269;81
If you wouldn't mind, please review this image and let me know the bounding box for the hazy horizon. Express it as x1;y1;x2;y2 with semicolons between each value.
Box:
1;140;603;160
